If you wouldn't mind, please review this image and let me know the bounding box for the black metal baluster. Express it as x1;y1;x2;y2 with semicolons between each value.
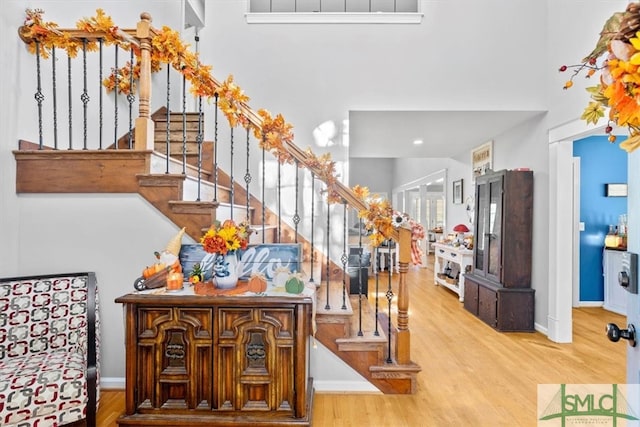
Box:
357;215;364;336
386;260;394;363
244;126;251;222
81;39;89;150
230;127;235;221
277;159;281;242
34;41;44;149
181;74;187;174
195;31;202;199
165;65;171;173
127;48;135;149
67;54;73;150
293;159;300;243
98;40;103;150
309;173;315;283
113;46;118;149
196;96;204;200
213;93;219;202
373;222;380;337
375;245;380;303
261;139;266;243
325;202;331;310
52;46;58;150
341;201;347;310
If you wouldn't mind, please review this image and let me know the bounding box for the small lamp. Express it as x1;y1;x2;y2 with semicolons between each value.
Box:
453;224;470;245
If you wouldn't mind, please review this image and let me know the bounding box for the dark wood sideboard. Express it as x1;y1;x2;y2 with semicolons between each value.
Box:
115;292;314;426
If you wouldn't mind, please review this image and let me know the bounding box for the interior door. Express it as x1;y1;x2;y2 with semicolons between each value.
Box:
626;151;640;385
607;149;640;390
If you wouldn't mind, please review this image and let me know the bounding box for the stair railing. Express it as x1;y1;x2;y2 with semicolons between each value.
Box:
17;9;415;367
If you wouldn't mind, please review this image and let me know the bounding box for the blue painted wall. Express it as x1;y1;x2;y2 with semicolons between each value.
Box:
574;135;627;301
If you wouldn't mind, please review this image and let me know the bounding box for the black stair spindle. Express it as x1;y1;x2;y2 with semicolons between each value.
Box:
67;53;73;150
196;96;204;201
181;74;187;175
127;48;135;149
356;216;363;337
293;159;300;243
98;40;103;150
261;139;266;243
113;45;118;150
277;159;281;243
325;201;331;310
52;46;58;150
309;173;315;284
81;39;89;150
213;93;219;202
373;224;380;337
165;65;171;174
386;261;394;363
34;41;44;149
341;201;347;311
195;31;202;199
244;126;251;222
230;126;235;222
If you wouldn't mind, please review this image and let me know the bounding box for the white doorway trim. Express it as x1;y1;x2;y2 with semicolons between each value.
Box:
548;118;608;343
572;157;581;308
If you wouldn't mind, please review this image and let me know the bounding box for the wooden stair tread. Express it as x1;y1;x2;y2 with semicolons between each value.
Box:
315;282;387;339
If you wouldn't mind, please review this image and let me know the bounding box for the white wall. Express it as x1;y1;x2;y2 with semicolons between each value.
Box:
349;158;395;196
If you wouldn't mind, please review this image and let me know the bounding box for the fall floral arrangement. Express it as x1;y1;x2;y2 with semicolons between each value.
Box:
561;2;640;152
352;185;425;264
200;219;251;255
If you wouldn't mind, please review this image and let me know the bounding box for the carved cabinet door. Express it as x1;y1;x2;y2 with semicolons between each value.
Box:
135;307;214;411
215;307;296;413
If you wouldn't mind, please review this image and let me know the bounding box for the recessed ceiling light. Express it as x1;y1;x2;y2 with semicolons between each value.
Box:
413;139;423;145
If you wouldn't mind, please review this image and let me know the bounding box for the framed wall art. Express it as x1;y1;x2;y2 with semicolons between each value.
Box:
453;179;463;204
472;140;493;178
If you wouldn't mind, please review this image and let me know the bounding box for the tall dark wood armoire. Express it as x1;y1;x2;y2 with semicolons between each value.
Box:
463;169;535;331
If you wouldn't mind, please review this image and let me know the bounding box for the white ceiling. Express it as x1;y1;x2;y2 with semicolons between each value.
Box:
348;110;546;158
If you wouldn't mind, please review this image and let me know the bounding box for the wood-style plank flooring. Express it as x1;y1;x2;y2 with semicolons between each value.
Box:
97;258;626;426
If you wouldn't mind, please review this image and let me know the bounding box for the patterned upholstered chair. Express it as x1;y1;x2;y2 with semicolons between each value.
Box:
0;272;99;426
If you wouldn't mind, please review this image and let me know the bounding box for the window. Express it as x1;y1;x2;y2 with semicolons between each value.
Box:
247;0;422;24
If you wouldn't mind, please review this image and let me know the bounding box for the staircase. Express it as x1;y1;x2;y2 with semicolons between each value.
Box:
14;10;421;394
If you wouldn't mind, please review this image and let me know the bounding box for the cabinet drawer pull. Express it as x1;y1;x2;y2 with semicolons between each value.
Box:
439;249;444;254
450;253;457;257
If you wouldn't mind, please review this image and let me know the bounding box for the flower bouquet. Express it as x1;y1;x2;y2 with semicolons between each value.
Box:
196;219;251;288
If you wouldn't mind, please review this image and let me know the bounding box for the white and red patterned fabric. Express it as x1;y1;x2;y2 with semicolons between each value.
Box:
0;274;100;427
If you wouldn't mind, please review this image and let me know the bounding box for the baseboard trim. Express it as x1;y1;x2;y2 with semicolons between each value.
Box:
100;377;125;390
534;322;548;336
313;380;381;393
578;301;604;308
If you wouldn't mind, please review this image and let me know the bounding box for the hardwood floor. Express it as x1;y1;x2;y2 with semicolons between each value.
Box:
97;259;626;426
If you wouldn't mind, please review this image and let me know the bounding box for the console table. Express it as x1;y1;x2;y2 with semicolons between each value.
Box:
115;288;314;426
433;242;473;302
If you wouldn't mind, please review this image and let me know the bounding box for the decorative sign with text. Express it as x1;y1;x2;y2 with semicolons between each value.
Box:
180;243;302;281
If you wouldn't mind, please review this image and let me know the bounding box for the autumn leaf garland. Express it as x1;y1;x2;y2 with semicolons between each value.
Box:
20;8;405;241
